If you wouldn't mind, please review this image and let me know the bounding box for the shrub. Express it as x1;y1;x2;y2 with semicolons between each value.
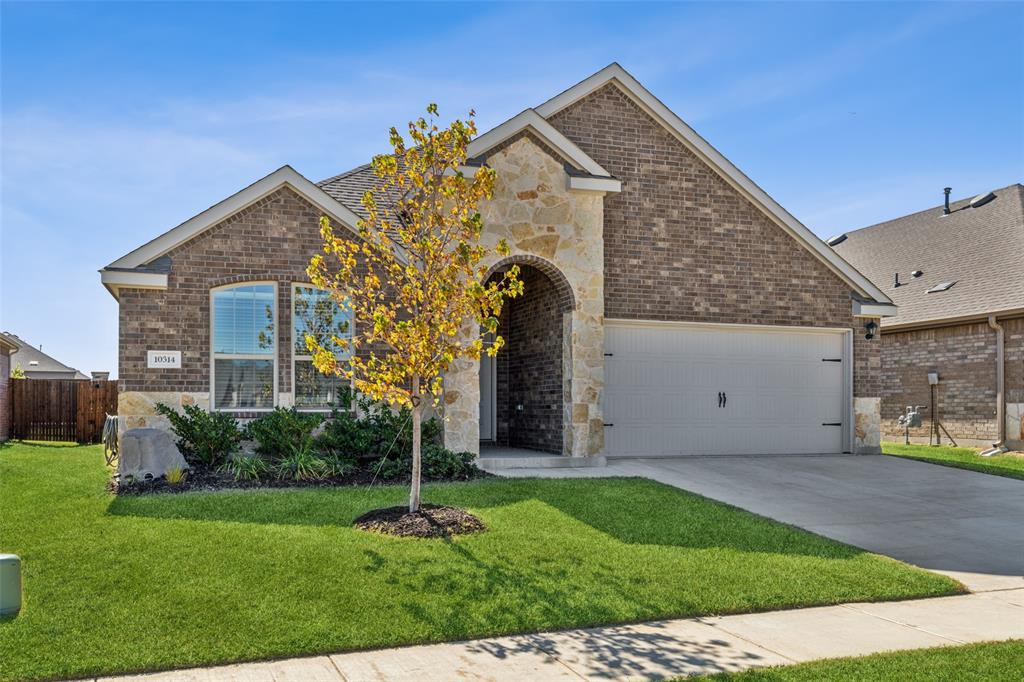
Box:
313;397;442;466
321;453;357;478
220;455;269;481
313;408;374;462
423;446;479;480
244;408;325;457
274;444;329;481
164;466;187;485
373;443;481;482
155;403;241;468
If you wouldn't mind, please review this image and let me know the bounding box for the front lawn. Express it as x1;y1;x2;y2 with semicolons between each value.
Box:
698;639;1024;680
883;441;1024;480
0;442;960;681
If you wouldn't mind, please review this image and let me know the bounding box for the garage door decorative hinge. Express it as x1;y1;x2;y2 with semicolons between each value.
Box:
821;422;842;426
821;358;842;362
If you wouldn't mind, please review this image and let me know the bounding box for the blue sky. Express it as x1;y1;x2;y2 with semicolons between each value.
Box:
2;1;1022;377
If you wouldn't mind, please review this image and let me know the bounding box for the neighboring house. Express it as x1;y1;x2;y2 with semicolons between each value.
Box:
832;184;1023;449
1;332;89;380
100;63;894;458
0;334;16;441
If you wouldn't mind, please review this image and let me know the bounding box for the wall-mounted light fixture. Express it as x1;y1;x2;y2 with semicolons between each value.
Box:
864;320;877;340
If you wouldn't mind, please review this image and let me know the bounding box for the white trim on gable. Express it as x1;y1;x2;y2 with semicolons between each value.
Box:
467;109;614;179
99;270;169;299
852;301;898;318
567;176;622;193
535;63;894;305
106;165;362;271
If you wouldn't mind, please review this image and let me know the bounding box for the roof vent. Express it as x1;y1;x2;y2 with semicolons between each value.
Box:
943;187;952;215
826;234;847;246
911;270;923;278
926;281;956;293
970;191;996;209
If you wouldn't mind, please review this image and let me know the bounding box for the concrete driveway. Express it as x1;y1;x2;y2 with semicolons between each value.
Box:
500;454;1024;592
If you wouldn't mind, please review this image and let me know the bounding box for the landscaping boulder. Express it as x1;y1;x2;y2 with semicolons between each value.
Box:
118;428;189;480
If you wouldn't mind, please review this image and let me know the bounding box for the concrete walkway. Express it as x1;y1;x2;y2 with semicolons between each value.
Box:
98;589;1024;681
498;454;1024;592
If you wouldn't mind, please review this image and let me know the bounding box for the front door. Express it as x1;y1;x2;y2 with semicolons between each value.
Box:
479;336;497;442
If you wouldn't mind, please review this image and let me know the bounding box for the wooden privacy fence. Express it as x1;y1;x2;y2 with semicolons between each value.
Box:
9;379;119;443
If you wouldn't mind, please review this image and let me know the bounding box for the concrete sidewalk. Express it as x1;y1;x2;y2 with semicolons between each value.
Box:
99;589;1023;681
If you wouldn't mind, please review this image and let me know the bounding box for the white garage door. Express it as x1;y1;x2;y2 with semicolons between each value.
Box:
603;321;848;456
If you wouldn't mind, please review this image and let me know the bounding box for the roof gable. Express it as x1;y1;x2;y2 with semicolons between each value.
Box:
1;332;85;375
106;165;361;271
467;109;612;178
535;63;893;305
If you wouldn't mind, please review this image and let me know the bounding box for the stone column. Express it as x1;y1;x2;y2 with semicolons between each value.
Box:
854;396;881;454
442;323;481;455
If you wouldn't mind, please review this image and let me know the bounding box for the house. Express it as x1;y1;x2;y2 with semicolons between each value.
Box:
100;63;895;458
1;332;89;380
832;184;1023;450
0;334;16;441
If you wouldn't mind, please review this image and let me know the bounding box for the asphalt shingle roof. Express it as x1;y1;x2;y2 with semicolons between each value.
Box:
832;183;1024;328
1;332;89;378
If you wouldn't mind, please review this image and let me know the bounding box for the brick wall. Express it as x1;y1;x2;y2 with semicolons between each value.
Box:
492;265;565;453
0;351;9;441
1006;317;1024;404
547;83;880;397
119;187;336;402
879;319;1022;443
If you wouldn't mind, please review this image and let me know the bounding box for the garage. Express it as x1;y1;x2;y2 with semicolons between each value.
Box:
603;321;851;456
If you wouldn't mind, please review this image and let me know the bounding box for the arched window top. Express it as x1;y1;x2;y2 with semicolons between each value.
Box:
211;282;277;410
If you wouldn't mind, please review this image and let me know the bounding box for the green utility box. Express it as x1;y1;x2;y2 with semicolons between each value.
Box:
0;554;21;616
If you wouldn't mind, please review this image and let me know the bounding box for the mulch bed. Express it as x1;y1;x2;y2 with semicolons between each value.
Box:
109;467;491;496
353;504;486;538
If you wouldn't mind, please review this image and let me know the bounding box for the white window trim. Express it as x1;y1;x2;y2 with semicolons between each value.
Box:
210;281;278;412
291;282;354;412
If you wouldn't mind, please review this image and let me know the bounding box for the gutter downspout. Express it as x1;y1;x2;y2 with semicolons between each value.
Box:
981;315;1007;456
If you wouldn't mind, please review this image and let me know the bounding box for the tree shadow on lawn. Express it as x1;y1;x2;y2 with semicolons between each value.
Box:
106;476;867;559
357;537;779;677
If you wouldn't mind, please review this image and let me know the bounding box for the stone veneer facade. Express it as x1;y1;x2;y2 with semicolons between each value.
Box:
442;135;605;457
881;317;1024;447
115;80;888;456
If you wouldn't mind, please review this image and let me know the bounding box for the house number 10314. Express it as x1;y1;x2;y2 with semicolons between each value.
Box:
147;350;181;369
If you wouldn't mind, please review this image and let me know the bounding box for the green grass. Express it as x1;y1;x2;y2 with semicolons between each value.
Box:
0;442;960;681
697;640;1024;680
883;441;1024;480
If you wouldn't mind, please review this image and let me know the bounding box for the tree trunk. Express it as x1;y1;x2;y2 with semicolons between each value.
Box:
409;376;422;513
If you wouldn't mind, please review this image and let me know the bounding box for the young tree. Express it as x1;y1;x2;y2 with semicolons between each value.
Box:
306;104;522;513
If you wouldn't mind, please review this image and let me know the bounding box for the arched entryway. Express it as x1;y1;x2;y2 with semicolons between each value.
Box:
480;257;575;455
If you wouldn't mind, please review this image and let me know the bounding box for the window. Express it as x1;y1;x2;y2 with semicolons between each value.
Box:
211;283;276;410
292;285;352;409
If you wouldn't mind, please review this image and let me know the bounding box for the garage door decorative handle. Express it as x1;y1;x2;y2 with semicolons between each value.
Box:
718;392;727;408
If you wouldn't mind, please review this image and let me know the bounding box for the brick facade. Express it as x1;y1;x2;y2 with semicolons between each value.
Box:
492;265;567;453
114;78;888;455
882;316;1024;444
119;187;338;404
547;84;880;398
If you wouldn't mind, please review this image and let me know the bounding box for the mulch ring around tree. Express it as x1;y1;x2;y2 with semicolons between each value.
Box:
353;504;486;538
